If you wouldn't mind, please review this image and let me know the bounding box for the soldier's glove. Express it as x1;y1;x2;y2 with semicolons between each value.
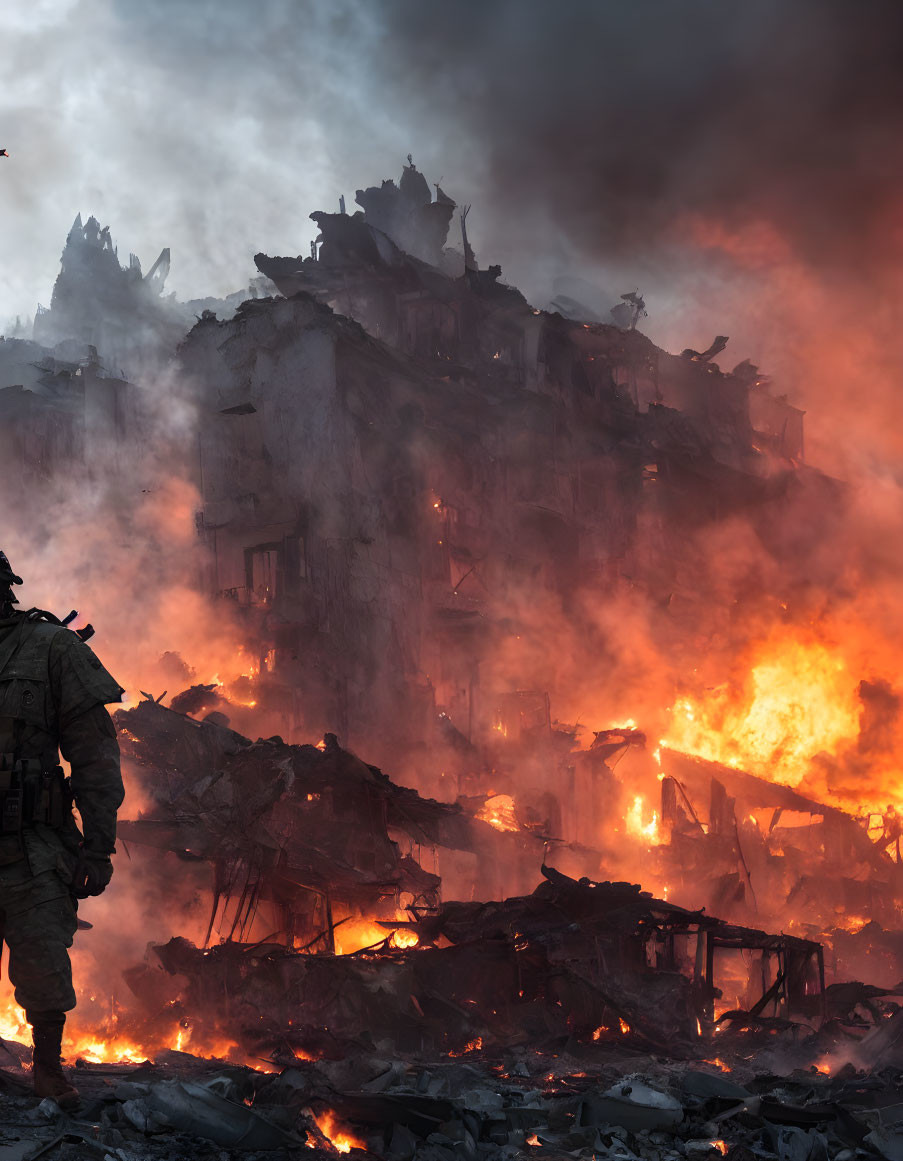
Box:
71;847;113;899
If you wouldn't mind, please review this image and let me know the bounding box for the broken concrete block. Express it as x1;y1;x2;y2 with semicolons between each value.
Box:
388;1121;420;1158
145;1077;298;1148
581;1082;683;1133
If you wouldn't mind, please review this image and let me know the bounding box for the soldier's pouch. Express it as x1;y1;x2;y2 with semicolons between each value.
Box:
0;657;49;729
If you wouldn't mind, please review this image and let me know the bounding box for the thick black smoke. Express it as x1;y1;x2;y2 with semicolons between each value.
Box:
362;0;903;276
5;1;903;463
126;0;903;276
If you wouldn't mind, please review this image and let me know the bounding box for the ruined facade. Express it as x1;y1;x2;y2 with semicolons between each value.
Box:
174;163;810;784
0;336;139;511
0;165;821;821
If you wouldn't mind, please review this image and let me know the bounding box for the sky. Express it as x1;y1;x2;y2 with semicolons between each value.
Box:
3;0;903;470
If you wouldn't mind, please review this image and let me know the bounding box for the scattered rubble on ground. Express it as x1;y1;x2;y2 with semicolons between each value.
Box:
3;1028;903;1160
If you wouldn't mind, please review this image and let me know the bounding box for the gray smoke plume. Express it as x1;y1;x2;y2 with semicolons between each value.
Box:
3;0;903;467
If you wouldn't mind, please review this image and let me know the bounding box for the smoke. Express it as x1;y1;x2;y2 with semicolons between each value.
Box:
5;1;903;467
2;364;244;698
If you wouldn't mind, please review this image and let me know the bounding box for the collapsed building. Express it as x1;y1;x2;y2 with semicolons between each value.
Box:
123;861;826;1061
114;696;546;943
3;163;823;773
174;161;821;774
108;697;840;1067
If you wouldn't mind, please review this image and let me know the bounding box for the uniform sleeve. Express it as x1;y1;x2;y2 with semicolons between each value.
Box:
48;631;124;728
49;631;125;855
59;704;124;854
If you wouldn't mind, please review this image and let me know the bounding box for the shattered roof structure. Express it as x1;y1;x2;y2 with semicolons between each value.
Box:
120;864;825;1062
116;699;546;949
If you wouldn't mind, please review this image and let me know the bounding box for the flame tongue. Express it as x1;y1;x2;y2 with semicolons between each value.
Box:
663;630;865;804
476;793;519;832
313;1109;366;1153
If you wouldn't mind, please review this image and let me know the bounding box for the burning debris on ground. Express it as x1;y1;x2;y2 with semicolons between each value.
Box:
6;1006;903;1160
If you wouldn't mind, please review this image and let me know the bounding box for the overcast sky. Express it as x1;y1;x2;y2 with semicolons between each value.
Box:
3;0;903;469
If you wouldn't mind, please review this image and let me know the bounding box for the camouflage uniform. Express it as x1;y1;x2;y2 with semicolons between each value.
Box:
0;616;124;1009
0;551;123;1105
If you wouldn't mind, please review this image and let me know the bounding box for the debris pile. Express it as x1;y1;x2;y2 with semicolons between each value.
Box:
4;1028;903;1161
115;698;545;953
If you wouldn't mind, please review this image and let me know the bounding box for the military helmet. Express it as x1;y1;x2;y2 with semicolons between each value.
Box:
0;550;22;587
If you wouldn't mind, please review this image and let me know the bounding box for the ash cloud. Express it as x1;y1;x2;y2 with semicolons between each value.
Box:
5;0;903;475
5;2;901;295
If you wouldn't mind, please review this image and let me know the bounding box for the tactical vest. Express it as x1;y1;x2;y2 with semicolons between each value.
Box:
0;618;73;834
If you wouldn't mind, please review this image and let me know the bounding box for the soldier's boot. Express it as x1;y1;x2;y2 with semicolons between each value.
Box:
27;1010;79;1109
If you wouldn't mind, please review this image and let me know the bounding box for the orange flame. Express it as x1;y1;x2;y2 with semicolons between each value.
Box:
476;793;519;832
664;630;860;793
624;796;661;845
314;1109;366;1153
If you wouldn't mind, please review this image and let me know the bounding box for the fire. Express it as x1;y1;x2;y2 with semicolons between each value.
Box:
0;990;251;1068
526;1133;541;1146
625;795;662;845
64;1020;238;1066
70;1037;148;1064
619;1018;630;1034
476;793;520;832
314;1109;366;1153
592;1025;609;1040
0;1003;28;1046
448;1036;483;1057
710;1142;728;1156
332;916;420;954
837;915;871;934
333;918;390;955
664;630;860;792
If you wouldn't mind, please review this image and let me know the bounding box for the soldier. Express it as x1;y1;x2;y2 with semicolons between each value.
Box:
0;550;124;1108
